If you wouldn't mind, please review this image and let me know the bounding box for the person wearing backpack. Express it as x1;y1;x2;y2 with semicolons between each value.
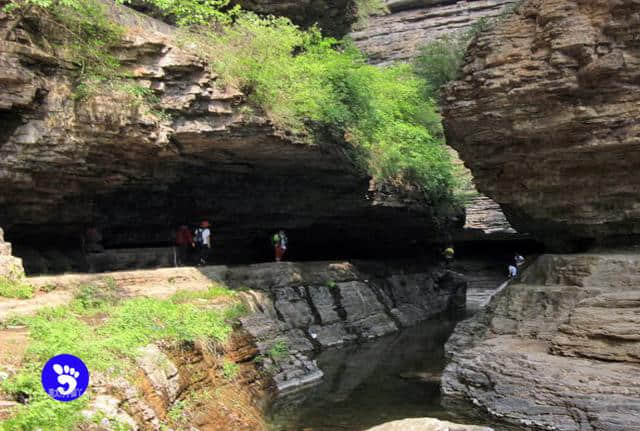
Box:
193;220;211;265
272;230;287;262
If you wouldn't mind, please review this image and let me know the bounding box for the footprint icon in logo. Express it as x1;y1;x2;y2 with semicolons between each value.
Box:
41;354;90;402
52;363;80;395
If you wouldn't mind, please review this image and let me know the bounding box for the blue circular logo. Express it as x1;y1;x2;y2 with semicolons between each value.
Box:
41;354;90;402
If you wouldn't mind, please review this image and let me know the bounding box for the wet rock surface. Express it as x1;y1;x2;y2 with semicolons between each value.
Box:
351;0;517;65
229;260;467;392
443;253;640;430
442;0;640;245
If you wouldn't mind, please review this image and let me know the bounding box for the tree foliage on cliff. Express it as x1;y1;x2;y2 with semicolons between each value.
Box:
3;0;458;204
180;13;455;203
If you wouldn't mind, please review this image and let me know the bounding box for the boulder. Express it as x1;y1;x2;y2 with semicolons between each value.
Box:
366;417;493;431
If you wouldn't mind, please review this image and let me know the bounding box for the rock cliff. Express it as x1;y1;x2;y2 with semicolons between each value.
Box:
0;228;23;279
350;0;518;65
442;253;640;430
226;260;466;392
0;3;460;271
442;0;640;247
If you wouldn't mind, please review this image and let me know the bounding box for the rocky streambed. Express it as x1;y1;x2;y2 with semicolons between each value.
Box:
225;260;467;394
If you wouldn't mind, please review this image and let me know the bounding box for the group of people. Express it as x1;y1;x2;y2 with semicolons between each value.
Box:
175;221;212;266
174;221;288;266
508;253;525;278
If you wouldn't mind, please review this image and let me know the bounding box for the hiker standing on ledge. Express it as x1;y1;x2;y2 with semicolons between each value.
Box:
175;225;193;266
194;220;211;265
443;245;455;268
272;230;288;262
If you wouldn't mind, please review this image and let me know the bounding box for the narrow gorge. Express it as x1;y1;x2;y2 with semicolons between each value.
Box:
1;0;639;430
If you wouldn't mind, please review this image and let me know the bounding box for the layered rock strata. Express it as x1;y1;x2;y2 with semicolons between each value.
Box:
442;253;640;431
443;0;640;246
350;0;517;65
225;260;467;392
0;3;460;270
0;228;23;279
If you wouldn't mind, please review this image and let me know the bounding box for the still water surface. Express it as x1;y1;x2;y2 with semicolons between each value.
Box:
267;318;518;431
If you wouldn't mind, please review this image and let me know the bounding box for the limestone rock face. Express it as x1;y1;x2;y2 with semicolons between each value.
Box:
350;0;518;65
229;260;466;392
442;253;640;430
0;228;23;279
0;5;460;269
442;0;640;246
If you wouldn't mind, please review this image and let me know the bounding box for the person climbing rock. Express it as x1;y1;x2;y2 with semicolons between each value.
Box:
272;230;288;262
515;252;525;267
193;220;211;265
443;245;455;268
175;225;193;266
508;264;518;279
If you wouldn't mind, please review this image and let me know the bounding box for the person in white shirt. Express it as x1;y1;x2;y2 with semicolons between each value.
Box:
508;264;518;279
193;220;212;265
515;253;525;267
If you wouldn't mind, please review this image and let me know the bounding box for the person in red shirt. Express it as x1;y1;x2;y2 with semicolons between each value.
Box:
175;225;193;266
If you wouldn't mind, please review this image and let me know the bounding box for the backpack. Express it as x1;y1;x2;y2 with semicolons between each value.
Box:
195;228;205;246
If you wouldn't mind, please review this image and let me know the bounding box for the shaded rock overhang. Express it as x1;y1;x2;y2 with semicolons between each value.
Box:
0;3;463;268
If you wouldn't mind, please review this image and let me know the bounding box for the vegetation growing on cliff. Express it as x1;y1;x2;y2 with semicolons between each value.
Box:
0;282;246;429
179;12;455;203
413;18;491;99
414;2;523;99
3;0;458;204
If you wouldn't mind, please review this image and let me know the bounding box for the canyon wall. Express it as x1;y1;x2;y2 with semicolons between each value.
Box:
224;260;466;392
442;0;640;247
0;3;462;271
350;0;518;65
443;253;640;430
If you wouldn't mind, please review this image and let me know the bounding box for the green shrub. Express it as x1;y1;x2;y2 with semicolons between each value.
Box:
179;15;456;202
0;294;243;429
414;16;507;99
221;359;239;380
0;276;34;299
267;340;289;362
413;34;467;99
72;277;119;311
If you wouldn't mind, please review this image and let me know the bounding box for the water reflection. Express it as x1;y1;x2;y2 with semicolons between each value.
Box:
268;318;510;431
